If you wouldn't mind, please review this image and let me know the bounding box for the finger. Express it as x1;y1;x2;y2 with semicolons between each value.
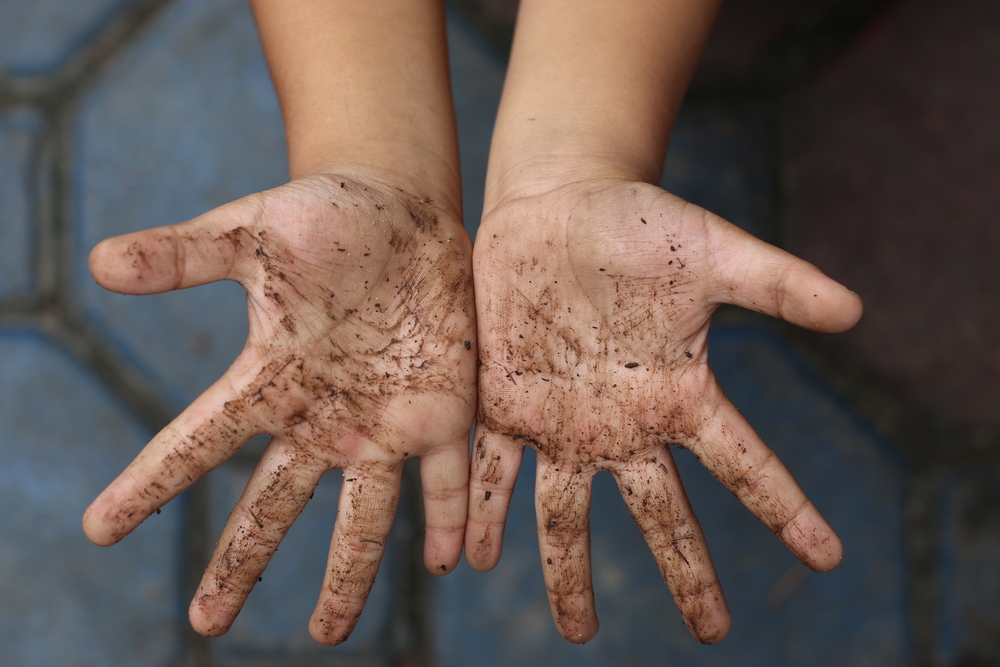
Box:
612;450;731;644
464;425;525;571
82;375;259;547
535;458;598;644
189;437;326;637
88;194;264;294
690;390;843;572
420;435;469;575
707;220;863;333
310;461;402;646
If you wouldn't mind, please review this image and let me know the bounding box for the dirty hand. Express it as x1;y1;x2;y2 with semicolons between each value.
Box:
82;173;476;645
466;179;862;644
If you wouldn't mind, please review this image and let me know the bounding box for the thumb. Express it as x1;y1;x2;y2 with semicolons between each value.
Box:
88;193;264;295
707;221;863;333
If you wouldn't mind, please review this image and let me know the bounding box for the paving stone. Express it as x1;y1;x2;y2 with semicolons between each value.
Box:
938;469;1000;664
785;0;1000;430
207;449;404;665
0;330;181;667
434;328;910;666
75;0;287;407
0;0;134;76
0;108;40;298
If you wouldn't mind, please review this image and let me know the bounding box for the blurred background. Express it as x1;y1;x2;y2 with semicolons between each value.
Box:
0;0;997;665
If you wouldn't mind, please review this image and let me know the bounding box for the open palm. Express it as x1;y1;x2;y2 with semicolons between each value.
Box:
467;179;862;643
82;173;477;645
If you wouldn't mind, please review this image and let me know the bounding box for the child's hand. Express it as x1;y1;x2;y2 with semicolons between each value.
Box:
467;179;862;644
82;173;476;645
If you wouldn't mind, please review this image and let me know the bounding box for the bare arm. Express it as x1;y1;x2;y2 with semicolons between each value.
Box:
252;0;461;191
486;0;722;205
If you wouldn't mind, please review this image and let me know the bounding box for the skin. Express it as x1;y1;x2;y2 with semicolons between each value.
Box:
82;0;472;646
466;0;864;645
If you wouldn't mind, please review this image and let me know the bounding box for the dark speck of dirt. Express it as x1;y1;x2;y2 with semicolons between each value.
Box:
684;351;693;358
340;182;345;187
485;491;492;500
546;558;553;564
641;218;646;224
624;362;639;368
440;565;447;571
465;340;471;350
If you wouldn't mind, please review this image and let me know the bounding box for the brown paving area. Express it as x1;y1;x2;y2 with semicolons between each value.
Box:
785;0;1000;433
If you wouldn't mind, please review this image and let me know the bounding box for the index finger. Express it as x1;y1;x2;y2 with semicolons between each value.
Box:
689;388;843;572
82;373;259;546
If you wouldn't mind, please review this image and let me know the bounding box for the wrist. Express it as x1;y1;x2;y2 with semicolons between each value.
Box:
289;148;463;221
483;148;647;218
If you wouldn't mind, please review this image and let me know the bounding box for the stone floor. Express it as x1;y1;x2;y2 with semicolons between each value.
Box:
0;1;996;666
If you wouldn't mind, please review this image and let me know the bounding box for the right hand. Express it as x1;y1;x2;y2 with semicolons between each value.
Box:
466;178;862;643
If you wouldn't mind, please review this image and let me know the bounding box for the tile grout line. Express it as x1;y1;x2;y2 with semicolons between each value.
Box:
1;1;214;665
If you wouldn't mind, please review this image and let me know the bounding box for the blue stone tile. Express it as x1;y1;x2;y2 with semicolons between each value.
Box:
447;9;507;240
208;454;403;664
434;328;910;666
937;470;1000;664
0;107;40;297
0;0;133;76
74;0;287;407
663;104;775;241
0;330;182;667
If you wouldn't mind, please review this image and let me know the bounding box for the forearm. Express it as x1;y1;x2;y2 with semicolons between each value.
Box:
485;0;721;208
250;0;461;210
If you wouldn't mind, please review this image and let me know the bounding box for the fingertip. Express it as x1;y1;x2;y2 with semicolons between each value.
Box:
463;523;502;571
782;511;844;573
683;595;732;645
805;529;844;573
800;271;864;333
825;285;864;333
552;597;598;644
424;528;463;575
81;492;139;547
784;266;864;333
88;230;183;295
81;515;118;548
188;596;234;638
309;610;354;647
87;236;116;284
